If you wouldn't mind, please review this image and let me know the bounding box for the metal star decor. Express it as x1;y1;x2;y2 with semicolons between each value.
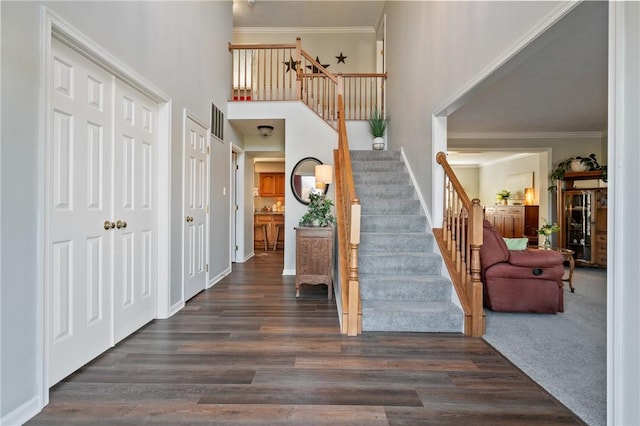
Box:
306;56;330;73
335;52;347;64
283;56;298;73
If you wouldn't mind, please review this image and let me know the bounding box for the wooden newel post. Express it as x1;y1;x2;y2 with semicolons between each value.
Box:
347;200;361;336
469;198;484;337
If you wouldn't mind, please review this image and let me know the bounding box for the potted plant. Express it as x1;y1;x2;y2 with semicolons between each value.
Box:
549;153;607;190
537;219;560;249
368;108;389;150
299;192;336;227
496;189;511;205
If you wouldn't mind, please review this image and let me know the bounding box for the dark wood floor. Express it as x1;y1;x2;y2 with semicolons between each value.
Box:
28;250;583;425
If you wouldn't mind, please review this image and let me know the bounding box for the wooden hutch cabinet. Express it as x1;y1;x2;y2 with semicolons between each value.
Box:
556;171;607;267
295;226;334;299
484;205;539;245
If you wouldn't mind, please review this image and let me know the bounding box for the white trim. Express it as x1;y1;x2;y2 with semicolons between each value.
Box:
240;252;255;263
233;26;375;35
400;147;433;230
433;1;580;118
181;109;211;298
231;143;245;264
169;300;185;318
282;269;296;276
448;131;606;140
209;267;232;288
1;395;42;426
40;6;172;402
608;2;640;425
431;116;447;229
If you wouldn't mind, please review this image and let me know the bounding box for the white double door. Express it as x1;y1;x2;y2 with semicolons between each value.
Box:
48;38;157;385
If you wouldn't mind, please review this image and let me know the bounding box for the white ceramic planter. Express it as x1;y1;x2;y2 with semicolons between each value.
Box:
372;136;385;150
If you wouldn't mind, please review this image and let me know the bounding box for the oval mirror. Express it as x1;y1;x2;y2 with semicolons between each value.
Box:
290;157;328;205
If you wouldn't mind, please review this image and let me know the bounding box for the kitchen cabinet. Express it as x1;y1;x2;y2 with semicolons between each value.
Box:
259;173;285;197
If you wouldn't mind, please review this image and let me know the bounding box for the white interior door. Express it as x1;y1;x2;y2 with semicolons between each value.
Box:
49;39;113;385
112;80;158;343
231;151;238;262
183;114;209;301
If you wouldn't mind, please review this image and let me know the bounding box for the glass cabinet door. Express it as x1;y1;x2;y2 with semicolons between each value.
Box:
564;191;592;262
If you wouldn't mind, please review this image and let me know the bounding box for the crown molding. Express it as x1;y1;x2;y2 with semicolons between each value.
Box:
233;26;375;34
448;131;606;140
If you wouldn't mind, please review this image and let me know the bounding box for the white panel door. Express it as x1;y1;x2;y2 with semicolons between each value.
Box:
49;39;113;385
113;80;158;342
183;116;209;301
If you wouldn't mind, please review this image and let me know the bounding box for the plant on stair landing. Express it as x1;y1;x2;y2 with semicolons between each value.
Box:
299;192;336;227
368;108;389;150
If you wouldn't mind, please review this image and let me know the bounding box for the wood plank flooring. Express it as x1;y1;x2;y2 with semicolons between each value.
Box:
28;251;584;425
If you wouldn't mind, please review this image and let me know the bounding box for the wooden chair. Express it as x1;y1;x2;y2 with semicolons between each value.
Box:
255;224;268;250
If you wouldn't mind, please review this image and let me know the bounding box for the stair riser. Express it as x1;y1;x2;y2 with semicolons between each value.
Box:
361;216;425;233
360;200;421;215
360;233;432;252
361;309;462;332
358;185;415;199
359;254;441;274
350;151;402;161
352;161;406;173
353;173;411;185
360;282;451;301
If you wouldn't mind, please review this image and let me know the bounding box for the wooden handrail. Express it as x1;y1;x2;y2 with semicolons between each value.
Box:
334;95;361;336
434;152;485;337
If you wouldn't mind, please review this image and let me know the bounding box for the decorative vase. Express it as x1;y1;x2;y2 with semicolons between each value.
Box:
543;234;552;249
372;137;385;150
570;159;588;172
502;199;508;206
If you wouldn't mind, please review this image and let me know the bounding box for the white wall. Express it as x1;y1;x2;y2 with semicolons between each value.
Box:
450;166;480;199
233;30;377;74
383;1;567;216
228;101;337;272
1;1;233;422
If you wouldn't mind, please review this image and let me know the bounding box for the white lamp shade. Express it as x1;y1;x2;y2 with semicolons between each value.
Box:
315;164;333;185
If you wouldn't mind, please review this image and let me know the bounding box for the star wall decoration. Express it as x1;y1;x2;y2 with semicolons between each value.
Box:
306;56;330;73
335;52;347;64
283;56;298;73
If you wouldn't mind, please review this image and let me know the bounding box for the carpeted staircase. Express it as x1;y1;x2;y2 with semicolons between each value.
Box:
351;150;463;332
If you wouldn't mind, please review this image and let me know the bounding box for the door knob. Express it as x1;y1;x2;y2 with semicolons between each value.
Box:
116;220;127;229
103;220;115;230
186;216;193;222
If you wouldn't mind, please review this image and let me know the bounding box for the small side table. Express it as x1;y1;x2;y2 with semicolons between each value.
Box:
554;248;576;293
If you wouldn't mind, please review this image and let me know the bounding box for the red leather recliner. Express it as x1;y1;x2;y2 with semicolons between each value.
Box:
481;220;565;313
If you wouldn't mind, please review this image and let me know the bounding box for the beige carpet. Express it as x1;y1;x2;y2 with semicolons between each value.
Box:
483;267;606;426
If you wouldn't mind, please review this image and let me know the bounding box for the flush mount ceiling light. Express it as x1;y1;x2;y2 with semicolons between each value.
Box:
257;125;274;137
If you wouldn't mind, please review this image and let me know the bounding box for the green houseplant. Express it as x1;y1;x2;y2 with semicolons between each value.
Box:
549;153;607;191
299;192;336;227
368;108;389;150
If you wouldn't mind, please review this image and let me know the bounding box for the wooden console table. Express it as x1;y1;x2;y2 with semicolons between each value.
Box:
295;226;334;299
529;246;576;292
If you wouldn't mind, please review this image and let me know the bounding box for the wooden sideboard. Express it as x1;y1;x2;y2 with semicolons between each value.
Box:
295;226;334;299
484;205;539;244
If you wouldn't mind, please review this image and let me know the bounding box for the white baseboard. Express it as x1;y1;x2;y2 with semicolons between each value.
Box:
169;300;184;317
282;269;295;276
2;395;41;426
208;267;232;288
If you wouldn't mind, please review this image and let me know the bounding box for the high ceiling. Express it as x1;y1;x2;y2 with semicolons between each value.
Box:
232;1;609;163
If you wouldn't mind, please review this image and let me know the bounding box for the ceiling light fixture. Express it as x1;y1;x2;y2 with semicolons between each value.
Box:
257;125;274;137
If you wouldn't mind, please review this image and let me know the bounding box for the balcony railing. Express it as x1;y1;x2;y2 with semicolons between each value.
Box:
229;38;386;127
